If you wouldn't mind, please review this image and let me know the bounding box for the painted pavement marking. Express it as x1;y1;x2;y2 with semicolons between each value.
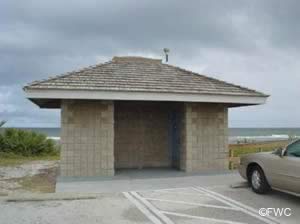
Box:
161;211;247;224
194;187;280;224
123;192;164;224
152;189;208;196
139;187;194;193
131;191;175;224
144;197;239;211
126;186;281;224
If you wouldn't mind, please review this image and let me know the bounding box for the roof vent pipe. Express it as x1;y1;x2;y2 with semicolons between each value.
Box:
163;48;170;63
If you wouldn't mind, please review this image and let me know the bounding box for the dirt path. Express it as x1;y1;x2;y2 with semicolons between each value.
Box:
0;161;59;195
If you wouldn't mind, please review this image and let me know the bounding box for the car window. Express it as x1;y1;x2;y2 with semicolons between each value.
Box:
286;140;300;157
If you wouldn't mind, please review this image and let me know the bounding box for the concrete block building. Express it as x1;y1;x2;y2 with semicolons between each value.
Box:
24;56;268;177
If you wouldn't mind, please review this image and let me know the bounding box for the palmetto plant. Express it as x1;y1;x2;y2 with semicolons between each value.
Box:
0;120;58;156
0;128;58;156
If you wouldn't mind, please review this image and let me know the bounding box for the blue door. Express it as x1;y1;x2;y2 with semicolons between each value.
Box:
169;110;181;169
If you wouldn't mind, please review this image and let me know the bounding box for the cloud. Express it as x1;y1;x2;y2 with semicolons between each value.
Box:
0;85;60;127
0;0;300;127
0;86;18;113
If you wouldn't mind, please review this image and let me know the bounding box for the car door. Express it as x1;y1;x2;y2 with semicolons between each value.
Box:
274;140;300;193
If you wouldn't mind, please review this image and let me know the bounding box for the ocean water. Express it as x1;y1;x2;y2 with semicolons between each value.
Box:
0;128;60;138
229;128;300;143
1;127;300;143
229;128;300;137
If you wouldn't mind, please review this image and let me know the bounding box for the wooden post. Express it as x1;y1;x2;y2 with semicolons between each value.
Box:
229;148;234;170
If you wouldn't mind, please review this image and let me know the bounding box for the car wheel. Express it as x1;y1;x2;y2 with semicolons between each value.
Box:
250;166;270;194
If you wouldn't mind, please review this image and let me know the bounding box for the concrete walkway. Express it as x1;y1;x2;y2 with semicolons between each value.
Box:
56;169;242;193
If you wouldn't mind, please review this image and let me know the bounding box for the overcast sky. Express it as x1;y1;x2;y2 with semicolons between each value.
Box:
0;0;299;128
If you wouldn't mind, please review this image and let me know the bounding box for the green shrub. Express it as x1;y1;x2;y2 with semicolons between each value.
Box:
0;128;59;156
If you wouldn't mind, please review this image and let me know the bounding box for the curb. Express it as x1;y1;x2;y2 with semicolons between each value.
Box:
5;193;98;202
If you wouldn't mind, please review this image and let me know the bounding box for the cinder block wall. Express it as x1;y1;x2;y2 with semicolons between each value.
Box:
60;100;114;176
180;103;228;172
114;102;171;169
60;100;228;176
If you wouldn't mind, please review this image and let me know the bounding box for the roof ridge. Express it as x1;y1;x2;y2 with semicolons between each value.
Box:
164;63;269;97
24;61;113;90
112;56;162;63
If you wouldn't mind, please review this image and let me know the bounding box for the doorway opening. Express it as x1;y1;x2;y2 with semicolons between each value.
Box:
114;101;183;172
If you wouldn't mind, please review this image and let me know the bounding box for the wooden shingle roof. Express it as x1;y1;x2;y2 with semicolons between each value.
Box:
25;56;267;97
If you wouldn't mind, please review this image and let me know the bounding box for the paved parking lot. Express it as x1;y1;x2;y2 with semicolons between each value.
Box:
1;184;299;224
206;185;300;224
125;186;300;224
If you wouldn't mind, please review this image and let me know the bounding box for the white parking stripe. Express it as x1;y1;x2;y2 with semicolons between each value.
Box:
194;187;280;224
154;190;208;196
197;187;281;223
131;191;175;224
162;211;247;224
123;192;163;224
146;187;194;193
144;197;239;211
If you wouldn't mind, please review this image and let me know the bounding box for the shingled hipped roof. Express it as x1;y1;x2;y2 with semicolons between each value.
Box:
25;56;267;96
24;56;268;108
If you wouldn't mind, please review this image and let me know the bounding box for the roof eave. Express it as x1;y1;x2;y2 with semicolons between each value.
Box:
24;88;268;108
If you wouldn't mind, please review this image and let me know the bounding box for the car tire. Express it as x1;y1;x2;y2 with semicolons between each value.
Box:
249;166;270;194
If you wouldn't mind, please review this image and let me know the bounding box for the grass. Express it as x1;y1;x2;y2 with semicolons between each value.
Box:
229;140;289;157
228;140;290;169
0;152;59;166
